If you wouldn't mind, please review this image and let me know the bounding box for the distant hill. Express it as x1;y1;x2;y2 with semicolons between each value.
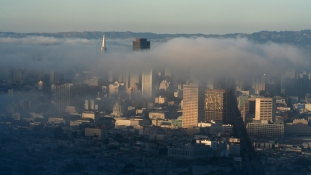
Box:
1;30;311;52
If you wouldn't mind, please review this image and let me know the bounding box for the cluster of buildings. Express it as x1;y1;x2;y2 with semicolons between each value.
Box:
1;38;311;174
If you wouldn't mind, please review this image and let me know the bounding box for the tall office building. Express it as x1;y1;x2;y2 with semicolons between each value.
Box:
182;84;205;128
133;38;150;51
130;72;140;88
101;35;106;51
51;83;73;112
252;74;266;95
118;72;129;88
142;70;153;99
205;89;232;124
254;97;276;121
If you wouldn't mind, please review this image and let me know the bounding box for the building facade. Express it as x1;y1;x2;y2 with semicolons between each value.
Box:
205;89;232;124
132;38;150;51
142;69;153;99
246;121;284;138
254;97;276;121
182;84;205;128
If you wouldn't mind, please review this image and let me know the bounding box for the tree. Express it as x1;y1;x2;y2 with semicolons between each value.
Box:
71;131;78;138
53;127;64;139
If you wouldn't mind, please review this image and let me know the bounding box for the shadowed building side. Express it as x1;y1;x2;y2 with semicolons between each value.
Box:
133;38;150;51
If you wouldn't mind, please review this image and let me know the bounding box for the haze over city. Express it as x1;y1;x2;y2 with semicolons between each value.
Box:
1;1;311;175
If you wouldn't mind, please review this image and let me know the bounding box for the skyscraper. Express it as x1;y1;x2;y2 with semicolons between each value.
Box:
182;84;205;128
133;38;150;51
205;89;232;124
254;97;276;121
101;35;106;51
130;72;140;88
142;70;153;99
51;83;73;112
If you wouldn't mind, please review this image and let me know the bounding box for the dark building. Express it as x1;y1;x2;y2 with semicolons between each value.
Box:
133;38;150;51
205;89;232;124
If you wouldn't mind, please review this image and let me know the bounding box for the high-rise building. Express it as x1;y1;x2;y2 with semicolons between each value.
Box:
205;89;232;124
133;38;150;51
254;97;276;121
252;74;266;95
101;35;106;51
142;70;154;99
51;83;73;112
182;84;205;128
130;72;140;88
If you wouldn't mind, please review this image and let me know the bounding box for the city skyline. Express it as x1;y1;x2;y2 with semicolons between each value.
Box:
1;2;311;174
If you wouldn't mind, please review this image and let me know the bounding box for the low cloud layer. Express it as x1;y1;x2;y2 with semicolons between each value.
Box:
0;36;309;81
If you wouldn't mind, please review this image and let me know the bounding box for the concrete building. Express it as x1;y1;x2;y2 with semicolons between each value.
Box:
252;74;266;95
254;97;276;121
142;69;154;99
132;38;150;51
198;121;233;135
205;89;232;124
129;72;140;88
51;83;73;112
182;84;205;128
246;120;284;138
82;111;100;122
115;118;150;128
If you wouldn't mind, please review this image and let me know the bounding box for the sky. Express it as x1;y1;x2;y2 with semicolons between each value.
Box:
1;0;311;34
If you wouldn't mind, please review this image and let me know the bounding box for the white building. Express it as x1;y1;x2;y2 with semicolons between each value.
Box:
115;118;150;128
101;35;106;50
198;121;233;135
82;112;100;122
254;97;276;121
196;140;218;149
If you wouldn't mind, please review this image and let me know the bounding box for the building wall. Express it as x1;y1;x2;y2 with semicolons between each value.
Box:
205;89;231;124
149;112;165;119
51;83;72;112
182;84;205;128
246;122;284;138
254;97;276;121
142;70;153;99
